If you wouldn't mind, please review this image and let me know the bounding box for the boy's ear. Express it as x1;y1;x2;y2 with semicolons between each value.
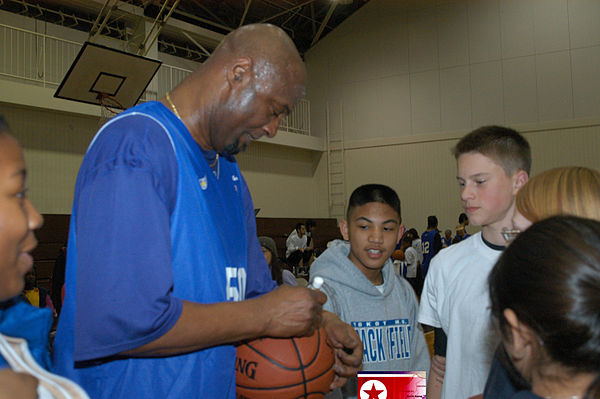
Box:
512;170;529;194
339;219;350;241
396;226;403;245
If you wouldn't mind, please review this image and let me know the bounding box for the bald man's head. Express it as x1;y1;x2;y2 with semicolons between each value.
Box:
211;23;306;99
186;24;307;155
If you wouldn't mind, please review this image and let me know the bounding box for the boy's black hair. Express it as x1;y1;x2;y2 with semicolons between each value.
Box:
427;215;438;229
459;212;468;225
346;184;401;222
295;222;305;232
453;125;531;175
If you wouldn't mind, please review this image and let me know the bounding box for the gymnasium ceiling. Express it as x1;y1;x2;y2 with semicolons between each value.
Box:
0;0;371;61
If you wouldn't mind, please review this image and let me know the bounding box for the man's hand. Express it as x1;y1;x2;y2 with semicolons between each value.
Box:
321;311;363;390
257;286;327;338
0;370;38;399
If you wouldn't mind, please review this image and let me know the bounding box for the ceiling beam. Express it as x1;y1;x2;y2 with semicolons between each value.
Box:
259;0;315;24
238;0;252;27
311;2;336;46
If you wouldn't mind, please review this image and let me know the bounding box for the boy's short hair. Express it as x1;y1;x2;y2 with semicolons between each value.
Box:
452;125;531;175
346;184;401;222
427;215;438;229
295;222;304;231
458;212;468;225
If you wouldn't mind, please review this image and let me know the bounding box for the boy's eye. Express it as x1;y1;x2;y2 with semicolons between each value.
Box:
476;180;486;185
357;225;369;230
16;188;28;199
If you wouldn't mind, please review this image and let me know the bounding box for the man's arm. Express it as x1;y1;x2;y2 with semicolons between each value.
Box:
125;285;327;356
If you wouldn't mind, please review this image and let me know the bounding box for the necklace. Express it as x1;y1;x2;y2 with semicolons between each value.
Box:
165;91;181;119
165;92;219;169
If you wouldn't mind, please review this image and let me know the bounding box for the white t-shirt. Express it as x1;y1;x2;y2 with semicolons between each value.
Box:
412;238;424;263
418;232;502;399
404;246;418;278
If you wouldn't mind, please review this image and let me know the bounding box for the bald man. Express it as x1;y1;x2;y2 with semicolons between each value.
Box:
53;24;362;398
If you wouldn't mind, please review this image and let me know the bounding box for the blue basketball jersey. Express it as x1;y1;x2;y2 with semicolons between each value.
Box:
421;230;439;277
54;102;253;398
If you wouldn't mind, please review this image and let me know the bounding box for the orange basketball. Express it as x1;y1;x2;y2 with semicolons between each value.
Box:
392;249;405;261
235;327;335;399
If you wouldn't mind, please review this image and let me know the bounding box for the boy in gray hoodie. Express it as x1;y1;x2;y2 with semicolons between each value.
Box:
309;184;430;398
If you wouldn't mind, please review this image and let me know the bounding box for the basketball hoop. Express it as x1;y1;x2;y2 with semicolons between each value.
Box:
97;92;124;125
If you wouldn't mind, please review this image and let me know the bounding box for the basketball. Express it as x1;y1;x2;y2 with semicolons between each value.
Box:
392;249;405;261
235;327;335;399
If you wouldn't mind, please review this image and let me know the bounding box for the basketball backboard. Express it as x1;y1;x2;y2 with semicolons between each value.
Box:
54;42;162;109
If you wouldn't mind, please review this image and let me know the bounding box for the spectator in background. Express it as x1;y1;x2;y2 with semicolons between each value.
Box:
286;222;313;274
421;216;442;278
442;229;453;248
259;236;297;287
399;233;421;295
305;219;317;254
459;212;470;231
452;225;468;244
22;269;56;317
51;243;66;316
407;228;424;265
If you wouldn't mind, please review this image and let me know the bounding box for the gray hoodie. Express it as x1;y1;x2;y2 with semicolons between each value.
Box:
310;240;430;398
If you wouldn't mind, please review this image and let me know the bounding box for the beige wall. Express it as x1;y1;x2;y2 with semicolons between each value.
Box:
306;0;600;229
344;123;600;232
0;102;328;217
1;1;599;224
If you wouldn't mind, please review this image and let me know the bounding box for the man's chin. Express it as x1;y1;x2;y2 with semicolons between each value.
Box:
222;142;248;156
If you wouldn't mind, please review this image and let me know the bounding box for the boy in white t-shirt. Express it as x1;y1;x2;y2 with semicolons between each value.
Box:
418;126;531;399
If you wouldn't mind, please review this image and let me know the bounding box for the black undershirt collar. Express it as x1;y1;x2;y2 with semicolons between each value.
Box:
481;234;506;251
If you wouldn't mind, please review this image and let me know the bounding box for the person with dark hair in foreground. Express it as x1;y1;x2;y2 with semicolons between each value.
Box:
481;166;600;399
487;216;600;399
0;115;88;398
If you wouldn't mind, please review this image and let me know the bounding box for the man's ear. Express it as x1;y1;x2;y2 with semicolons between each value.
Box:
339;219;349;241
228;57;252;86
512;170;529;194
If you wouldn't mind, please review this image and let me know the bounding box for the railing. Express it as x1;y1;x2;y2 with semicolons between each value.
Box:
0;22;310;136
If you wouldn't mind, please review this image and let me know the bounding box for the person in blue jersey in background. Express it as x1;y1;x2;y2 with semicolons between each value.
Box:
53;23;362;399
420;215;442;278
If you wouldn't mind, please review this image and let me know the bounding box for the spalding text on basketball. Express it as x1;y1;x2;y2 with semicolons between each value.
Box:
235;357;258;380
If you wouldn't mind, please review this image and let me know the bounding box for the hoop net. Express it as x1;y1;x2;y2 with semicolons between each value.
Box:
97;92;125;126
